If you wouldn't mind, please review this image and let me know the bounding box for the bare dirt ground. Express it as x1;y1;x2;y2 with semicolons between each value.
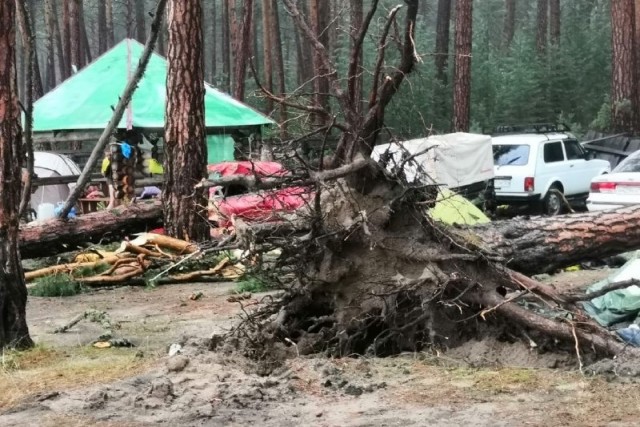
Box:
3;269;640;427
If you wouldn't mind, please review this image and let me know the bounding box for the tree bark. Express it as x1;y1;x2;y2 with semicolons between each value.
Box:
135;0;147;43
62;0;72;76
222;0;231;92
210;1;217;81
435;0;452;84
452;0;473;132
536;0;548;55
503;0;515;50
262;0;274;114
164;0;209;241
44;0;56;90
232;0;253;101
79;1;92;64
270;0;287;135
549;0;560;45
97;0;107;54
471;205;640;274
0;0;33;349
309;0;331;124
611;0;638;134
69;0;83;71
15;0;43;99
20;201;162;259
106;0;115;48
52;0;68;82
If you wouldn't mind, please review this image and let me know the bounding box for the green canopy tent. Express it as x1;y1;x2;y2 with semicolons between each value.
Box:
31;39;274;163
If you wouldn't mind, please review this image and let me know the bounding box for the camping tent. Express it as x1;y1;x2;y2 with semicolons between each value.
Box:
31;39;274;132
31;152;82;215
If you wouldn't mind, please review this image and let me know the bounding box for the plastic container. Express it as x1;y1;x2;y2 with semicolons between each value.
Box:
37;203;56;220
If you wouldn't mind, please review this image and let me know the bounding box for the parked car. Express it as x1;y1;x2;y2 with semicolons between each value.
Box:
587;149;640;211
492;125;610;215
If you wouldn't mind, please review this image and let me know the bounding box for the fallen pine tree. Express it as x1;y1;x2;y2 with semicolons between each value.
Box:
19;200;162;259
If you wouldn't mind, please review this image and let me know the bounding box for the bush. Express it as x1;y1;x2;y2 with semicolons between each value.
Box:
29;274;82;297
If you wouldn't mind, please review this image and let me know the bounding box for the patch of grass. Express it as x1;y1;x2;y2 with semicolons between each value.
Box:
235;274;273;294
0;344;153;410
28;274;82;297
72;262;111;278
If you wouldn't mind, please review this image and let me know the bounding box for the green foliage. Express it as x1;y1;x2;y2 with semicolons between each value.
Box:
72;263;111;278
235;274;274;294
29;275;82;298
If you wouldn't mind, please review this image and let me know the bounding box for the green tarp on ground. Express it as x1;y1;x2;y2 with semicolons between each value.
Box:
582;253;640;327
31;39;274;132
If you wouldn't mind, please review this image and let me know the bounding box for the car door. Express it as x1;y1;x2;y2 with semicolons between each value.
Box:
538;141;566;195
562;139;590;195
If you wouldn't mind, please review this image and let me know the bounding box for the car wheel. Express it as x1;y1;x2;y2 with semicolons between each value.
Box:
543;186;564;216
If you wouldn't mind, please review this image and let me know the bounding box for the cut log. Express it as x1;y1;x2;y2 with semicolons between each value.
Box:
19;200;162;259
471;205;640;275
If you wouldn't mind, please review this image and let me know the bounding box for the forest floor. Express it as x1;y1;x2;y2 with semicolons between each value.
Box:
1;269;639;426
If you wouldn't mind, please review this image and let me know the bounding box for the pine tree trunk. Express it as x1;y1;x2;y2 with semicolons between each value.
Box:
0;0;34;350
62;0;72;76
611;0;638;133
434;0;452;84
262;0;274;114
106;0;115;48
549;0;560;45
79;2;92;64
452;0;473;132
69;0;83;71
210;1;217;81
15;0;43;99
164;0;209;242
97;0;107;54
270;0;287;136
503;0;515;50
536;0;548;55
52;0;68;81
127;0;134;39
222;0;231;92
233;0;253;101
309;0;331;124
44;0;56;89
135;0;146;43
349;0;363;113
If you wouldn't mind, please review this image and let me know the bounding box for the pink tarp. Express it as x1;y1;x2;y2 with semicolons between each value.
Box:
208;161;312;230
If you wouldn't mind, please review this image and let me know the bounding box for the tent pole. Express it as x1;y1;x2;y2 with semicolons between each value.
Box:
58;0;168;219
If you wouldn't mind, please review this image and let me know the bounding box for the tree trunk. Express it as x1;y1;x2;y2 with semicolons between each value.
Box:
127;0;135;39
106;0;115;48
503;0;515;50
97;0;107;54
452;0;473;132
262;0;274;114
79;1;92;64
349;0;364;113
44;0;56;89
472;205;640;274
69;0;83;71
62;0;72;76
164;0;209;241
15;0;43;99
536;0;548;55
210;1;217;81
233;0;253;101
53;0;68;81
611;0;638;134
434;0;452;84
20;201;162;259
222;0;231;92
270;0;287;136
549;0;560;45
0;0;33;349
309;0;331;124
135;0;146;43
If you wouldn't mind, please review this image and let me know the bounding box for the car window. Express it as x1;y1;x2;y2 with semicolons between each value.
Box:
564;140;585;160
544;142;564;163
614;151;640;172
493;145;530;166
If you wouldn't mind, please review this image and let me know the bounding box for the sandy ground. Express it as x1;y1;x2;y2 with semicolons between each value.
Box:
3;269;640;426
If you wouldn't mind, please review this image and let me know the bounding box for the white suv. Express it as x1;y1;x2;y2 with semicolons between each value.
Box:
492;129;610;215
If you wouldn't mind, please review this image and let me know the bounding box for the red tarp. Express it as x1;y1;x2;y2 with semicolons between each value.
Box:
208;161;311;229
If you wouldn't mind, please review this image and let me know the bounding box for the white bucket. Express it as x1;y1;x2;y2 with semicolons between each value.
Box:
37;203;56;220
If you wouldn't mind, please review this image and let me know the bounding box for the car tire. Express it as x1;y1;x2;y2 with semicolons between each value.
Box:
542;186;564;216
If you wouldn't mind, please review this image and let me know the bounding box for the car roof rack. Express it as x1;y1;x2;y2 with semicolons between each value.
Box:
491;123;572;136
